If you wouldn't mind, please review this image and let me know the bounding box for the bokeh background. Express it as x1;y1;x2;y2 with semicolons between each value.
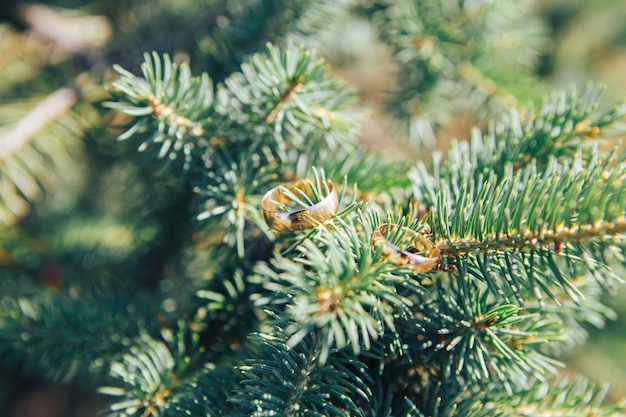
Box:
1;0;625;415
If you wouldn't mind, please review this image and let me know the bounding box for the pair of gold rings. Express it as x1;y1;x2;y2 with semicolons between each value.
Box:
261;178;339;232
261;179;440;273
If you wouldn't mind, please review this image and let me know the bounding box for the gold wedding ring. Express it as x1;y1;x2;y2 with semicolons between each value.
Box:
371;223;440;273
261;179;339;232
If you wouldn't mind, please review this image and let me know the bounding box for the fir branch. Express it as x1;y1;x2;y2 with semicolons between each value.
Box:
106;52;214;170
426;149;626;301
436;217;626;257
0;291;159;384
195;267;265;353
194;149;278;258
107;44;361;183
411;84;626;209
0;90;84;225
254;216;424;364
99;326;217;417
401;274;563;392
394;374;625;417
100;338;177;417
217;43;361;157
463;376;626;417
0;88;77;162
523;275;618;351
230;325;370;417
366;0;547;144
170;363;237;417
359;375;422;417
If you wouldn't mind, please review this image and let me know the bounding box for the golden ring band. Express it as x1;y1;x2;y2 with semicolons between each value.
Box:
371;223;440;273
261;179;339;232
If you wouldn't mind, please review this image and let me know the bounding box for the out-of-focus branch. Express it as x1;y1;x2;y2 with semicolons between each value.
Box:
17;1;219;71
0;87;78;162
18;3;112;59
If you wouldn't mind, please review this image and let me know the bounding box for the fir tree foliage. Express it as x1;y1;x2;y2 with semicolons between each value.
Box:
108;43;360;173
363;0;549;145
0;91;84;226
99;327;229;417
106;52;215;171
108;44;361;256
410;84;626;201
255;217;417;364
98;49;626;415
428;149;625;301
0;291;160;385
462;376;624;417
230;324;370;417
2;1;626;417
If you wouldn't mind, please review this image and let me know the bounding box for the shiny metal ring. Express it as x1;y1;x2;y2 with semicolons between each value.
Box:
371;223;440;273
261;179;339;232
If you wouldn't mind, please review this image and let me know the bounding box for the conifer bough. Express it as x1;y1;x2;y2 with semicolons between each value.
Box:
94;43;626;416
2;2;626;417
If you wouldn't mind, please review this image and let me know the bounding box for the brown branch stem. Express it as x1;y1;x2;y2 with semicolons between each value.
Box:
436;215;626;257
